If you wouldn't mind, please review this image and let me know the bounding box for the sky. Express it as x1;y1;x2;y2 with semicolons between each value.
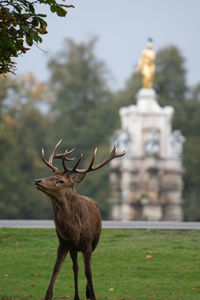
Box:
16;0;200;91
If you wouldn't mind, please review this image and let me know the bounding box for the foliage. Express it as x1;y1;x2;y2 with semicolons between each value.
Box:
0;228;200;299
154;46;187;105
47;38;118;218
0;74;52;219
118;70;142;107
173;97;200;220
0;0;74;74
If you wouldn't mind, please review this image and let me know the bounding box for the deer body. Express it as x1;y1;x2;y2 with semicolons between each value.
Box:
51;190;102;252
35;140;125;300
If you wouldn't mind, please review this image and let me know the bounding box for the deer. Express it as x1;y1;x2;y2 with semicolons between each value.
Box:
34;140;126;300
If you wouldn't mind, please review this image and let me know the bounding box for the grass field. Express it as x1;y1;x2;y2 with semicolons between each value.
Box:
0;228;200;300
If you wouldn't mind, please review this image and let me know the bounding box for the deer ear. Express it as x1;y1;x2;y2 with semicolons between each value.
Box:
72;173;86;184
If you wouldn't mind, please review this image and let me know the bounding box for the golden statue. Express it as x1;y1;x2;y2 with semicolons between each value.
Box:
136;38;156;88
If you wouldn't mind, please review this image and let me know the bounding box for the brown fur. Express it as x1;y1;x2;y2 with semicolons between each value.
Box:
35;140;125;300
35;172;102;300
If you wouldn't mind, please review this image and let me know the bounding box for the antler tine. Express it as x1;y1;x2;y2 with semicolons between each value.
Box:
41;147;58;173
75;142;126;174
62;156;69;173
71;153;84;173
55;148;76;161
68;148;97;174
84;147;98;172
49;139;62;165
62;153;83;174
63;148;97;175
112;141;126;157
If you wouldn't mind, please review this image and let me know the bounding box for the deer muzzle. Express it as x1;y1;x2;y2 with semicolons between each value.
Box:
35;178;42;185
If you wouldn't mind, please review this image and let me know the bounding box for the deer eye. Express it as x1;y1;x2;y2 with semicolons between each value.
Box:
56;179;65;184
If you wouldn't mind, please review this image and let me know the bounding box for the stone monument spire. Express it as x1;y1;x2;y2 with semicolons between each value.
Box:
109;40;184;221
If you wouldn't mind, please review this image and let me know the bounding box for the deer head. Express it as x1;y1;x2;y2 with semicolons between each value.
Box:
35;139;126;198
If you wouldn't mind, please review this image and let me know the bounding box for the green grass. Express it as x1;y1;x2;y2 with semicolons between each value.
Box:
0;228;200;300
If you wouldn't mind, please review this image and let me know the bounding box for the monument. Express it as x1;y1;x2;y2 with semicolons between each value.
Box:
109;39;185;221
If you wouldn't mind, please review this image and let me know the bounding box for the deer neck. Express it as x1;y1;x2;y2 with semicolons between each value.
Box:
50;187;82;241
64;186;79;201
50;187;79;219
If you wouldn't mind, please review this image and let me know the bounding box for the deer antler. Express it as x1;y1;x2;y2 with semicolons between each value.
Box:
41;139;75;173
56;142;126;175
42;140;126;174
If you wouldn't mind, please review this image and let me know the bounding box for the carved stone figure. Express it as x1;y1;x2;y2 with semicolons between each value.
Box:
136;38;156;88
171;130;185;163
144;129;160;156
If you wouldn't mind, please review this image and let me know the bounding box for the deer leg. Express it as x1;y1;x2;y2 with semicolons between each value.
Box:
83;248;96;300
45;244;68;300
70;250;80;300
86;284;90;299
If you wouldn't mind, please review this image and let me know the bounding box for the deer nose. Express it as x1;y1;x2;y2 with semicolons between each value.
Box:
35;179;42;185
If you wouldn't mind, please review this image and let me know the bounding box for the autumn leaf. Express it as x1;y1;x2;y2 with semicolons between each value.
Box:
146;284;151;288
168;291;178;295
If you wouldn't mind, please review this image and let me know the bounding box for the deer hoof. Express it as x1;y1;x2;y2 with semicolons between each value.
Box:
86;286;91;298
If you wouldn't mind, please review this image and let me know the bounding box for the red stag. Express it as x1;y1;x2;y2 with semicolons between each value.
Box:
35;140;126;300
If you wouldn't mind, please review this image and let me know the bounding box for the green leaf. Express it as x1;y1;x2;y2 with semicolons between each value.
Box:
26;36;33;46
50;5;56;13
38;14;47;17
37;27;47;34
21;25;30;33
32;17;39;27
13;5;22;13
64;5;75;8
29;3;35;14
55;6;67;17
38;18;47;27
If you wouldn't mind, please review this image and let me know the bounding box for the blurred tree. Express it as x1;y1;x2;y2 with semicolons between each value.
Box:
173;93;200;221
189;82;200;103
116;71;141;107
0;0;74;74
154;45;187;106
0;74;52;218
47;38;118;218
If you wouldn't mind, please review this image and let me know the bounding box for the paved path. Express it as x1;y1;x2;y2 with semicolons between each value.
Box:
0;220;200;230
